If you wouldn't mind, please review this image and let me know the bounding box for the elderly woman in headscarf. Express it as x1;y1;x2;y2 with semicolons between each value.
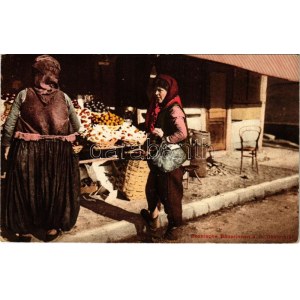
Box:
141;74;188;241
2;55;81;242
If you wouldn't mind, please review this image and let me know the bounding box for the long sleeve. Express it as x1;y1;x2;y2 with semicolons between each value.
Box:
1;90;26;146
166;106;188;144
64;93;81;132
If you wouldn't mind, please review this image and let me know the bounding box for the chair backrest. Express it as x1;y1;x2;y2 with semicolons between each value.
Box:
239;126;261;148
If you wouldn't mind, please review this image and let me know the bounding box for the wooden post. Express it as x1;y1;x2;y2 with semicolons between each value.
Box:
226;108;232;151
259;75;268;149
201;108;207;131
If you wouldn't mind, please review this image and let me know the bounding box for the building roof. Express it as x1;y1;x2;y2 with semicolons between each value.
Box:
187;55;300;82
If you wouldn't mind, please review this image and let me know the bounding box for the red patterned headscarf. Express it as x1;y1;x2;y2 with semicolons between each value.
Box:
145;74;182;133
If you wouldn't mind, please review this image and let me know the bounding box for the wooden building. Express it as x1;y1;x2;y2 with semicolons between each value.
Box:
1;54;299;151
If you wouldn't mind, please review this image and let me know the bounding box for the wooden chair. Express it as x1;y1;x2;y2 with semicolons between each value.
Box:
239;126;261;174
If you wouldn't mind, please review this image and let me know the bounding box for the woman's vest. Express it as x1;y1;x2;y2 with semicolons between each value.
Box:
16;88;71;135
155;103;190;153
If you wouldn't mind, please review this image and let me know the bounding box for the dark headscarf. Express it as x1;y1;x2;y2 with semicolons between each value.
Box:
32;55;61;104
145;74;183;133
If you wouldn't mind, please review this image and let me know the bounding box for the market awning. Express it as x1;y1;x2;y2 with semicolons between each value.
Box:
187;54;300;82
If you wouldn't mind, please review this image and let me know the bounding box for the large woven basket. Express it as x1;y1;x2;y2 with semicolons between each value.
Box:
92;138;118;150
114;160;150;201
122;136;147;147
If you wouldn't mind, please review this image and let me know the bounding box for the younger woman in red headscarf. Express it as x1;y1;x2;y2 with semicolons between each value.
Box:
2;55;81;242
141;74;188;241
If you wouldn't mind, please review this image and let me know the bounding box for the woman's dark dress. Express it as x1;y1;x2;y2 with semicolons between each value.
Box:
2;88;80;234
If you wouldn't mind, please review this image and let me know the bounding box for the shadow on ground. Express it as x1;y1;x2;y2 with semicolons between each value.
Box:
80;196;146;237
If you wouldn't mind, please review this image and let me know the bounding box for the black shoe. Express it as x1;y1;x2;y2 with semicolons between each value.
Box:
140;209;159;231
163;226;182;241
45;229;61;242
16;233;32;243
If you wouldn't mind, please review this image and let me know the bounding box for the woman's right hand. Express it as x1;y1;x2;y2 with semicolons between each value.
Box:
4;146;10;160
152;128;164;138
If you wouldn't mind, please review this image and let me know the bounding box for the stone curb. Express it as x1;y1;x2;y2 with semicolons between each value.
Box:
60;174;299;243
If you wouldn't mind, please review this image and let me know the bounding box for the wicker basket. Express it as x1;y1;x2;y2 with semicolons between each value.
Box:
122;137;147;147
114;160;150;201
90;138;118;150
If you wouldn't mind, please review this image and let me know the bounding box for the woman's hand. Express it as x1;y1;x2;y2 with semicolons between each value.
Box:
152;128;164;138
4;146;10;160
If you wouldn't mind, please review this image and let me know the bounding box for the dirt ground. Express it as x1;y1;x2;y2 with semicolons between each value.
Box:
182;187;299;243
184;146;298;201
121;186;299;243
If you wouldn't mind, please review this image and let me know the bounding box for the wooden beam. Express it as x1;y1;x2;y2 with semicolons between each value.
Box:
226;108;232;151
259;75;268;149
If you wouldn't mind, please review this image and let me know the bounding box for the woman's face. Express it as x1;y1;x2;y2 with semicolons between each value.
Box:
154;86;168;103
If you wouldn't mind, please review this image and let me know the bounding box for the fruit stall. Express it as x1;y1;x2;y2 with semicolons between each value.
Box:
71;95;149;202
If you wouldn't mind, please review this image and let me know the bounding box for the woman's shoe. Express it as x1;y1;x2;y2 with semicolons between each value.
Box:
163;226;182;241
16;233;32;242
45;229;60;242
140;209;159;231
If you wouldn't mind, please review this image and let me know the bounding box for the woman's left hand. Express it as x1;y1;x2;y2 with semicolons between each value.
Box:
152;128;164;138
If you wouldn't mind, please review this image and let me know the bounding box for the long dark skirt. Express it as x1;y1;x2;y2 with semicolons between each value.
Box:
3;138;80;234
146;162;184;227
